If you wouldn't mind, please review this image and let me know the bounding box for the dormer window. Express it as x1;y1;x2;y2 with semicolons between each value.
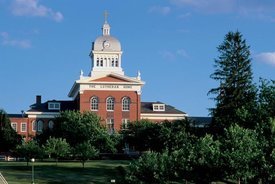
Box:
153;104;165;112
48;102;60;110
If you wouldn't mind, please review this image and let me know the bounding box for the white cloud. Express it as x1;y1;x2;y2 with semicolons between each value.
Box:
159;49;188;61
0;32;31;48
11;0;63;22
149;5;171;15
255;52;275;67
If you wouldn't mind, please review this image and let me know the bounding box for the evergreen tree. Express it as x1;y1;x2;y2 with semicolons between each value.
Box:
208;31;256;131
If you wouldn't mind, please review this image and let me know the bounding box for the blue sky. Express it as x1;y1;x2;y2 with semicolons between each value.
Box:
0;0;274;116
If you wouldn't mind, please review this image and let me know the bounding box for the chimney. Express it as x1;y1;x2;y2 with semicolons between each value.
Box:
36;95;41;105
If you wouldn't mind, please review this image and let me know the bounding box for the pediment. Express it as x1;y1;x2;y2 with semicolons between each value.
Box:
92;76;131;83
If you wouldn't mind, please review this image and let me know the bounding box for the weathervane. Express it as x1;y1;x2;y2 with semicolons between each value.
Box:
104;10;109;23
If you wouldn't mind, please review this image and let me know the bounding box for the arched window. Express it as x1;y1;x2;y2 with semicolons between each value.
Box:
32;120;37;132
122;97;130;111
48;120;54;129
106;97;114;111
90;96;99;111
37;120;43;132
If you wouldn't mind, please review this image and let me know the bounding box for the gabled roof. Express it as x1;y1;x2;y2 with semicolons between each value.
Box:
80;72;144;84
68;72;145;98
141;102;186;115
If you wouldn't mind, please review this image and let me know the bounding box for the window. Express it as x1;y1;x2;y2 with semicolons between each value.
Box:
48;120;54;129
32;121;37;132
106;119;114;134
96;58;99;66
21;122;27;132
122;97;130;111
48;102;60;110
11;122;17;132
106;97;114;111
37;120;43;132
122;119;129;129
115;58;118;67
111;58;115;67
100;58;103;67
153;104;165;112
90;96;99;111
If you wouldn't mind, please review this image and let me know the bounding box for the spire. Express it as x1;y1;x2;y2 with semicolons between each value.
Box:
102;10;110;36
104;10;109;23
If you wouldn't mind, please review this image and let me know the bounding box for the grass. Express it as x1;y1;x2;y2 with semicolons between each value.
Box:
0;160;130;184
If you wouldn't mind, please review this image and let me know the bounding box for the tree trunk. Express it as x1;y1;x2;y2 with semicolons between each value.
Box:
238;178;241;184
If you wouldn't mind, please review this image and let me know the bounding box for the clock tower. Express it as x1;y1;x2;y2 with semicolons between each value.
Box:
89;12;124;77
68;13;145;133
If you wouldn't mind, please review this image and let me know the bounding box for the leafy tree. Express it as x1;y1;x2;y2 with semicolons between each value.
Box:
159;120;194;153
124;151;175;184
192;134;222;183
74;141;99;168
0;109;22;152
121;120;162;152
39;111;117;153
16;140;43;166
221;124;261;183
208;31;256;131
43;137;70;164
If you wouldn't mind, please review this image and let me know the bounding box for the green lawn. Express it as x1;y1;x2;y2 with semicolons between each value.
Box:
0;160;130;184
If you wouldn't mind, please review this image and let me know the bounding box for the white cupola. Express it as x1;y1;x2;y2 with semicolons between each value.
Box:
89;11;124;77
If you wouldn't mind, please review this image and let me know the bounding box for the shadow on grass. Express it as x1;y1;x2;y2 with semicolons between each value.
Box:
0;161;128;184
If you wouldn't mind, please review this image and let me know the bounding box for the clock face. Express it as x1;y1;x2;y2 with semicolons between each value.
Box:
103;41;110;48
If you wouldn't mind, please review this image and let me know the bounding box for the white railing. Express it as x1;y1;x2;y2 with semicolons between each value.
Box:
0;172;8;184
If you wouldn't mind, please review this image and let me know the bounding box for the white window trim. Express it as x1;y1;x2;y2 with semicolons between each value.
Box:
37;120;43;132
11;122;17;132
122;97;130;111
106;97;115;111
106;118;114;134
48;102;61;110
21;122;27;132
153;104;165;112
122;119;129;129
32;121;36;132
90;96;99;111
48;120;54;129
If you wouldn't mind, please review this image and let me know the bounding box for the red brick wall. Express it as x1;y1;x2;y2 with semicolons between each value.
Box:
79;90;140;131
9;117;55;140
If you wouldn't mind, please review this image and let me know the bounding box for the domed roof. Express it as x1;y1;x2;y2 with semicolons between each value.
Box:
93;35;121;51
92;21;121;52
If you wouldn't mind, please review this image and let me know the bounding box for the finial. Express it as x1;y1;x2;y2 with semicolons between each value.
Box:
104;10;109;23
137;70;141;80
80;69;84;79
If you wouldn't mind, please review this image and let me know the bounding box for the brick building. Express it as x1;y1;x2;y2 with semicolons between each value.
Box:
8;16;187;139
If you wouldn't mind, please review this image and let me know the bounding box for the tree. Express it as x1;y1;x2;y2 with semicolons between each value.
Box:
39;111;117;153
208;31;256;131
16;140;43;166
221;124;261;183
74;141;99;168
0;109;22;152
43;137;70;164
124;151;175;184
121;120;162;152
192;134;222;183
